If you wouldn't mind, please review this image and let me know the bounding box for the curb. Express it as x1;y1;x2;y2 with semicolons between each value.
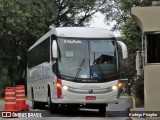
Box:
119;95;133;100
132;97;136;108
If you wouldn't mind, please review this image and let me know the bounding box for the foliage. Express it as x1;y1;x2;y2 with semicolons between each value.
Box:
100;0;153;80
100;1;153;100
0;0;107;86
122;18;142;78
132;76;144;101
50;0;106;27
100;0;152;31
0;74;12;90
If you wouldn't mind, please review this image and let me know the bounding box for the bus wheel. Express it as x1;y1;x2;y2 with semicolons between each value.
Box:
99;105;106;115
31;92;39;109
48;95;58;114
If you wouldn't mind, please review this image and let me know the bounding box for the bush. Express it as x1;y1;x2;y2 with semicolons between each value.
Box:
132;75;144;101
0;75;12;97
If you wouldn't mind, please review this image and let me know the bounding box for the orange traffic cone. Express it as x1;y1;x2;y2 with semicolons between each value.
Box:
15;85;29;111
2;87;18;118
4;87;16;111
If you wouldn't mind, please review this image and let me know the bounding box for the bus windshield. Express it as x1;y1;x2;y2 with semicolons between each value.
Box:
57;38;118;82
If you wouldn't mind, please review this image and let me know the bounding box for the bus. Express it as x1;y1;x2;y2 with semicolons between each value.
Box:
27;27;128;114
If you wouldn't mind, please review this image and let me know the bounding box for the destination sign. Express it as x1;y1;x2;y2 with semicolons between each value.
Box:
64;40;82;44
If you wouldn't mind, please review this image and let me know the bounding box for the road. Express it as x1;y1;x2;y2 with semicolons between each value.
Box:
0;96;132;120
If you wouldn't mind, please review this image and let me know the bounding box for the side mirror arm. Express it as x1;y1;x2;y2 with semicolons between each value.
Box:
52;40;58;58
117;41;128;59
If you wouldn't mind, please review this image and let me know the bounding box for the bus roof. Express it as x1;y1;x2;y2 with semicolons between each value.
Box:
29;27;115;51
52;27;114;38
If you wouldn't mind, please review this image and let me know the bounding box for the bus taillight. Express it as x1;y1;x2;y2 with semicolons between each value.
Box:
56;79;62;99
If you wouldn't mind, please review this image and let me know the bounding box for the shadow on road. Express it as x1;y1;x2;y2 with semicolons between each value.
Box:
56;109;105;117
36;106;129;117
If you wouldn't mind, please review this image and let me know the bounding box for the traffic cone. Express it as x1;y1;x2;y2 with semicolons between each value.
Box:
4;87;16;111
2;87;18;118
15;85;29;111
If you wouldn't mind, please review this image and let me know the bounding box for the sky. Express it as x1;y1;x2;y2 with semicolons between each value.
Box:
89;12;121;37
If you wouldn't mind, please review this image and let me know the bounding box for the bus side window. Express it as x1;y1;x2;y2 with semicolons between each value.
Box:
28;38;50;68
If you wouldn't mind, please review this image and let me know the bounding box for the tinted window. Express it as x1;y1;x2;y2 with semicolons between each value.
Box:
28;38;50;68
147;34;160;63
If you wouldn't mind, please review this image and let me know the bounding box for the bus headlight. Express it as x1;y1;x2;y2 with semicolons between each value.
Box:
112;85;118;91
63;85;69;91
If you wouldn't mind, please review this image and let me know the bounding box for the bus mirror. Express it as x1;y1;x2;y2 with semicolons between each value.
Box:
117;41;128;59
52;40;58;58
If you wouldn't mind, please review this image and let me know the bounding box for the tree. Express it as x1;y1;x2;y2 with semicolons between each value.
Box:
0;0;31;84
99;0;154;96
0;0;107;85
100;0;152;30
42;0;106;27
100;0;153;78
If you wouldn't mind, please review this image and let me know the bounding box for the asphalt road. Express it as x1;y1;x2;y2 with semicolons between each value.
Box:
0;96;132;120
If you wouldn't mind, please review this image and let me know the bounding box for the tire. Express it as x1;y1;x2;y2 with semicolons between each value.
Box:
48;94;59;114
32;89;46;109
31;92;39;109
99;105;106;115
38;102;47;110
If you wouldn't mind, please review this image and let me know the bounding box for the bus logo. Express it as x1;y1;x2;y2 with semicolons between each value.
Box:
89;89;93;94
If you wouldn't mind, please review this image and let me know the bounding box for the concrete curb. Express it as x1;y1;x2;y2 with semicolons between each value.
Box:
133;97;136;108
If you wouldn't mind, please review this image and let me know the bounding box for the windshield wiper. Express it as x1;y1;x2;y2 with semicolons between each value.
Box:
74;59;85;81
57;42;61;61
60;74;75;79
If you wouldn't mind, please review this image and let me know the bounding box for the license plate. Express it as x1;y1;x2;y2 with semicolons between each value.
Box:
85;96;96;100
